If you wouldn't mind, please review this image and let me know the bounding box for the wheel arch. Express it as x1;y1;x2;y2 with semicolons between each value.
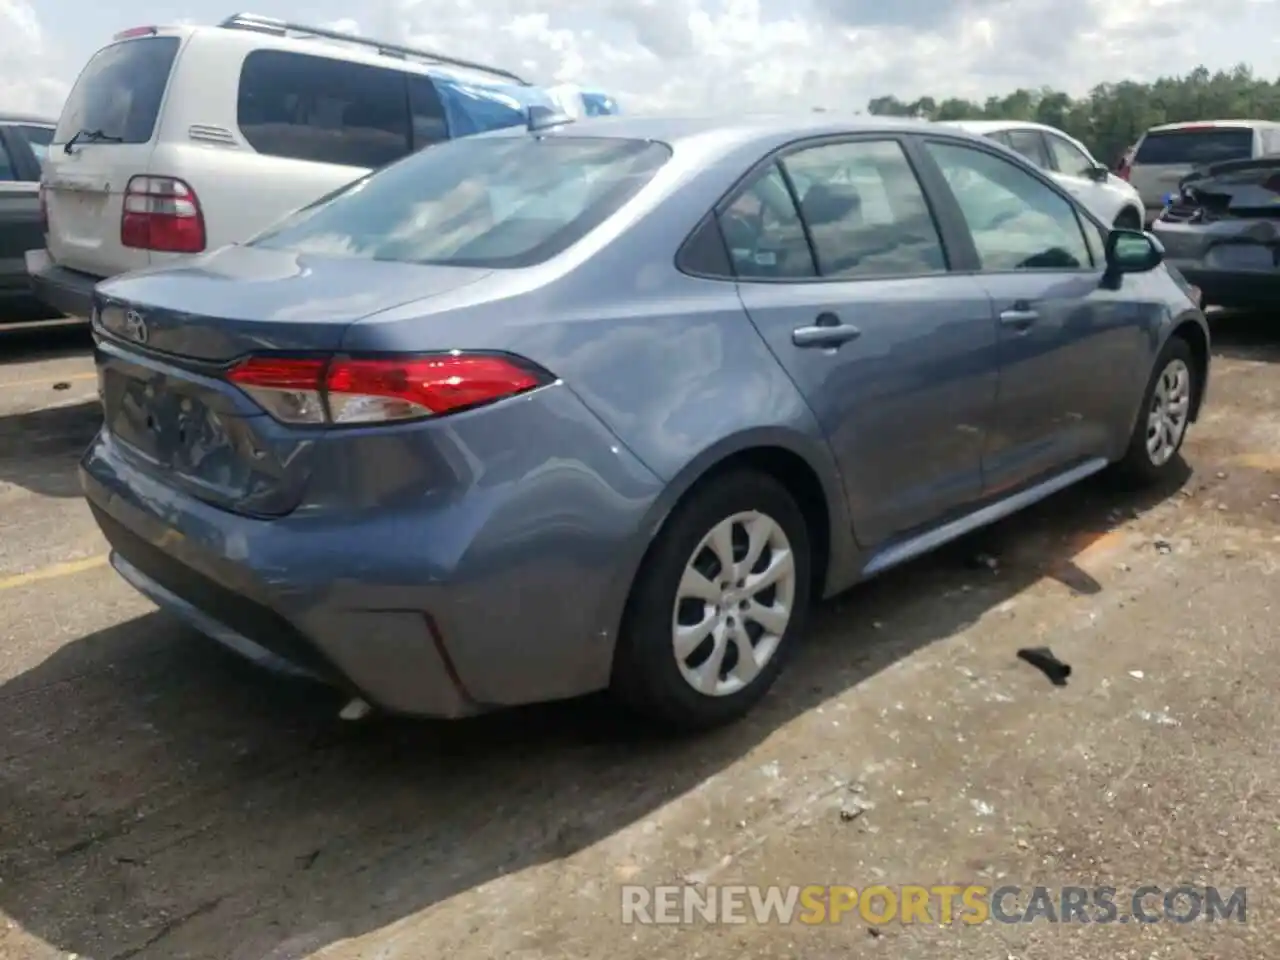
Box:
593;428;860;666
1170;314;1211;421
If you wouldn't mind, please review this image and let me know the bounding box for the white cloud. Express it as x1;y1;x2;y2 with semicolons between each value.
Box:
0;0;70;116
4;0;1280;120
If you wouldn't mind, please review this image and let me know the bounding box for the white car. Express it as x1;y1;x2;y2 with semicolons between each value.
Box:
27;13;620;321
941;120;1144;231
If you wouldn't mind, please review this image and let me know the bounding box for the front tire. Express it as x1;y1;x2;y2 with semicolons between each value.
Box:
611;469;812;733
1113;336;1197;485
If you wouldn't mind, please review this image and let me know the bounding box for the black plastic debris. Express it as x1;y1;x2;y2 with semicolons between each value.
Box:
52;381;71;391
1016;646;1072;686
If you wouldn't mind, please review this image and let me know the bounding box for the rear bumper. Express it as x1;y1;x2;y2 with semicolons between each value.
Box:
25;248;100;319
79;383;664;717
1166;260;1280;308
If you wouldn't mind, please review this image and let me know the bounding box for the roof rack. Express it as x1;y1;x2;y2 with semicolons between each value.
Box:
218;12;531;86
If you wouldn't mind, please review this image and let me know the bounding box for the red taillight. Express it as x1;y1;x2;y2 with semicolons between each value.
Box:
121;175;206;253
37;183;48;234
227;353;550;425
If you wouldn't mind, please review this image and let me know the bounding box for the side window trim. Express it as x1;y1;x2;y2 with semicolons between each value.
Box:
911;134;1099;277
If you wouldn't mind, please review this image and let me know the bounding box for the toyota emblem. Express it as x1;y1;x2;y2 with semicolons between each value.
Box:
123;309;148;344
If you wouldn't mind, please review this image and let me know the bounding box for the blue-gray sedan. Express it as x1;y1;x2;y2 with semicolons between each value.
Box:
81;114;1210;732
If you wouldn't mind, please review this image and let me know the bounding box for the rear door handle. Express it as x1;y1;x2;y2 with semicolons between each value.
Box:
792;313;862;348
999;309;1039;330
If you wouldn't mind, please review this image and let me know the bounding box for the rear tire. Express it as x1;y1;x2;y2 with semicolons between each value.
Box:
1112;336;1197;486
610;469;812;733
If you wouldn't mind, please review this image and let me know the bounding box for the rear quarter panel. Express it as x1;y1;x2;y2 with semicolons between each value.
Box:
341;132;862;598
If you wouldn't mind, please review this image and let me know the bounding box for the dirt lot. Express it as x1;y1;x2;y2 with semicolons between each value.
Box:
0;316;1277;960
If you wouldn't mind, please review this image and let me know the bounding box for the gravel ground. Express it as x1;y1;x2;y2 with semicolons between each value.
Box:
0;316;1276;960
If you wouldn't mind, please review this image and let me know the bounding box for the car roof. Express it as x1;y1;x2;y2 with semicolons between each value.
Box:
1145;119;1280;133
520;112;951;150
0;113;55;126
943;119;1048;134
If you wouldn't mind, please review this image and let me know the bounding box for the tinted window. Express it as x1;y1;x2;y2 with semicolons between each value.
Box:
407;74;449;150
718;164;815;279
15;125;53;165
985;131;1013;149
0;139;15;182
782;140;946;279
53;37;179;145
1045;134;1095;177
1134;128;1254;166
238;50;412;168
250;135;670;268
925;140;1092;272
1004;129;1050;169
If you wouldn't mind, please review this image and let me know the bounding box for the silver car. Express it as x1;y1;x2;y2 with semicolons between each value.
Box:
81;114;1210;733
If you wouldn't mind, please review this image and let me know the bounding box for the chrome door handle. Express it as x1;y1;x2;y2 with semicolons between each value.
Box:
792;322;862;348
999;309;1039;329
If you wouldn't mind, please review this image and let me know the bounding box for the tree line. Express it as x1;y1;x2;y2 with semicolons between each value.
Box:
866;64;1280;167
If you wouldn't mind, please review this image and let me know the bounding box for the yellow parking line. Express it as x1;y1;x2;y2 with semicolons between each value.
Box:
0;371;96;391
0;555;108;592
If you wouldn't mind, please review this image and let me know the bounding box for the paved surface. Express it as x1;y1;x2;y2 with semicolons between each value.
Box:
0;316;1276;960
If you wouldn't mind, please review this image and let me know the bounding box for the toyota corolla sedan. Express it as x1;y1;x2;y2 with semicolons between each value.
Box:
82;114;1210;733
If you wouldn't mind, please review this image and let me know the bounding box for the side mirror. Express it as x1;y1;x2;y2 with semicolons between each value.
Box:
1085;163;1110;183
1106;229;1164;275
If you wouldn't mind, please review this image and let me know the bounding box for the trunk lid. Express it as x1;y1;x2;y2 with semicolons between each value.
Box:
1162;158;1280;223
92;245;494;516
43;33;185;278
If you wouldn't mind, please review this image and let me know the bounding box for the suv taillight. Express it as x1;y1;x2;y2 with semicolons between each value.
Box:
37;183;48;235
121;176;206;253
226;353;553;425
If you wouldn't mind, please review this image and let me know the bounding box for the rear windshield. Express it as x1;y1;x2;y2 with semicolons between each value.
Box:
1134;128;1255;166
53;36;180;145
249;135;672;268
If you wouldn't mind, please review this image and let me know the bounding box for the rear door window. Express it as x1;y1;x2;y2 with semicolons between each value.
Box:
1134;128;1255;166
53;37;180;144
781;139;948;279
237;50;412;169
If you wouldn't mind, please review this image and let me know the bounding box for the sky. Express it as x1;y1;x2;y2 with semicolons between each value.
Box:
4;0;1280;120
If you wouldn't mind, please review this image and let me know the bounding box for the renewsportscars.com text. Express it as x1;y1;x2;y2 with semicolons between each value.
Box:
620;884;1247;926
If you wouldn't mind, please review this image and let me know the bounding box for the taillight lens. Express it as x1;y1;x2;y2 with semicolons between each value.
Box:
121;175;206;253
37;183;48;235
226;353;552;426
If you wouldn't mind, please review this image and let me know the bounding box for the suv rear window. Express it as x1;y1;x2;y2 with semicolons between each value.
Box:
53;37;180;144
250;135;672;268
1134;128;1255;166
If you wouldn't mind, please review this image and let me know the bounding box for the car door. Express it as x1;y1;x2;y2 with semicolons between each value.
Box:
726;136;1000;548
916;136;1147;494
